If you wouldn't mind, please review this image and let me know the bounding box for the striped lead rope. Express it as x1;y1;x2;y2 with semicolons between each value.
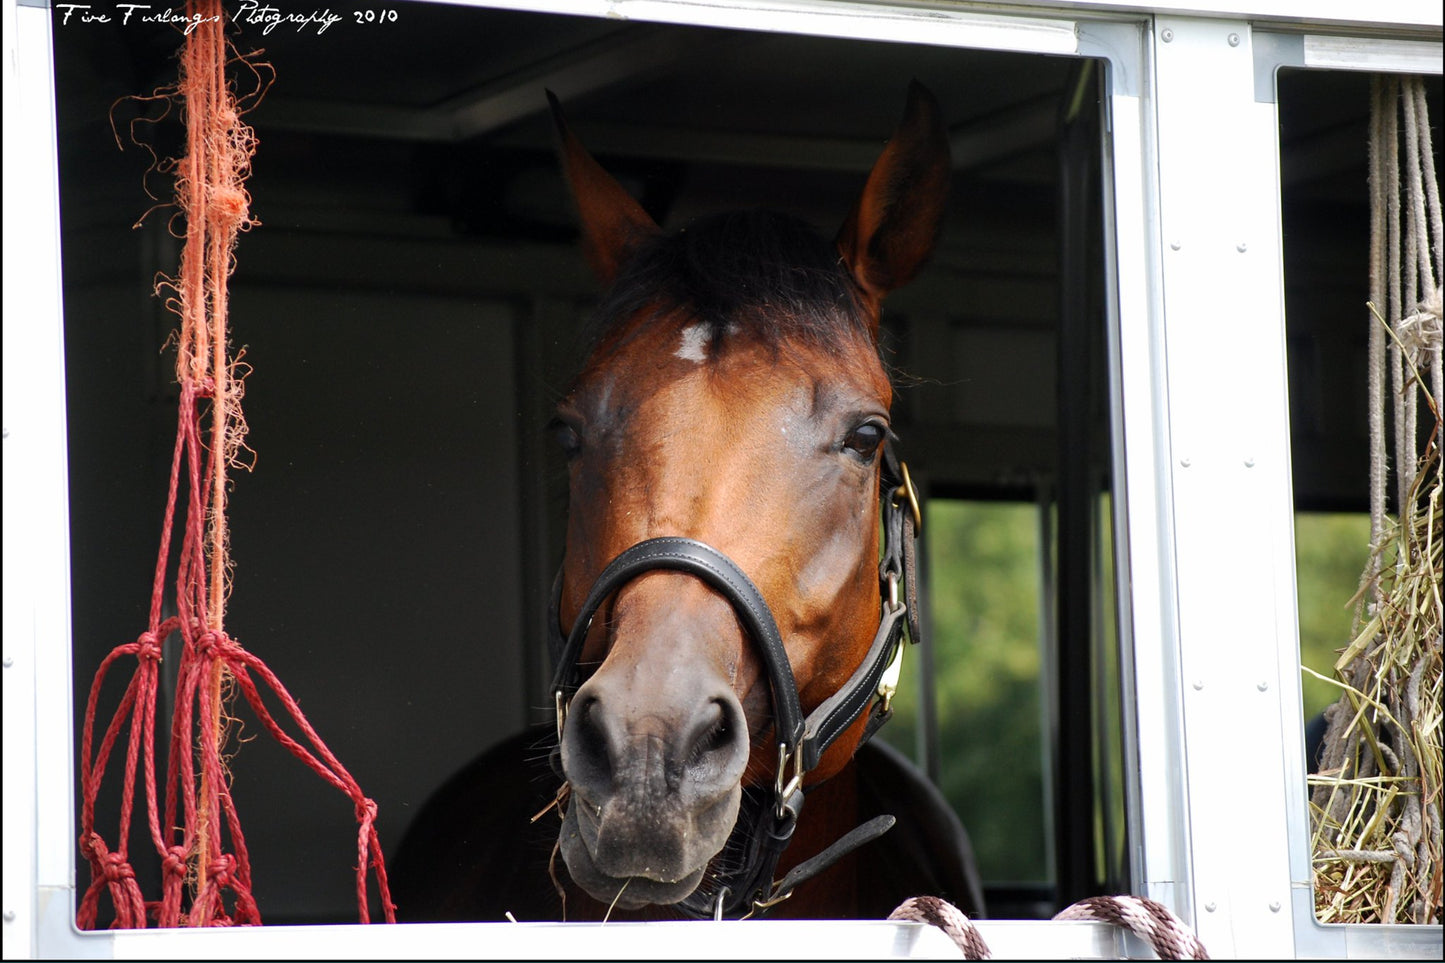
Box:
889;894;1210;960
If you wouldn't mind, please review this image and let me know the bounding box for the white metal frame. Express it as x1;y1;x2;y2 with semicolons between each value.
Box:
4;0;1442;957
4;0;73;959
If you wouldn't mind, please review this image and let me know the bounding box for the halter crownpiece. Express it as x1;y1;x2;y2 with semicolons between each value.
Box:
545;442;923;918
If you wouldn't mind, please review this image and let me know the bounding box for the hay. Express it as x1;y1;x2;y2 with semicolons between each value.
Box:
1308;73;1441;925
1308;310;1442;925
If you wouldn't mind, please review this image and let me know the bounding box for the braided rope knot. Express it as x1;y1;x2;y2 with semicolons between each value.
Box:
194;629;232;659
355;797;378;827
162;845;189;878
180;375;218;400
206;853;235;887
100;850;136;882
79;831;108;862
136;631;163;662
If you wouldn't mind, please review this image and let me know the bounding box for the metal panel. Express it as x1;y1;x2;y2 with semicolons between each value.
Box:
1303;34;1444;71
1253;32;1443;102
3;0;72;959
437;0;1080;53
1098;19;1203;925
938;0;1442;31
1152;15;1300;958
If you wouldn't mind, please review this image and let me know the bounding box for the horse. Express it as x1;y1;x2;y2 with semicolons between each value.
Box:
389;82;984;923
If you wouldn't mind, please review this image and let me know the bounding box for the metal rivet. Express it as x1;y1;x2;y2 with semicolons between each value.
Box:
1161;28;1174;42
1269;901;1282;913
1244;456;1255;467
1258;681;1270;692
1170;240;1182;251
2;908;14;923
1236;242;1248;253
1193;680;1204;691
1228;33;1241;47
1179;456;1191;468
1204;902;1217;913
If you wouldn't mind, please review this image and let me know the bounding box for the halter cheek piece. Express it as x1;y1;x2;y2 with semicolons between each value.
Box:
546;443;924;919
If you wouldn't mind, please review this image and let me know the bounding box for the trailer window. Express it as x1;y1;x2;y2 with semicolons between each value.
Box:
51;0;1118;931
1278;64;1442;928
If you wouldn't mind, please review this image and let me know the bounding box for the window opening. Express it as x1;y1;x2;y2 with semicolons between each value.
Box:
1278;66;1442;926
52;0;1124;929
880;488;1127;920
877;56;1124;922
881;499;1051;899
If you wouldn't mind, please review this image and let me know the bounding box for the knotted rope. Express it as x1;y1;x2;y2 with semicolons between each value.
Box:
77;0;394;928
890;894;1209;960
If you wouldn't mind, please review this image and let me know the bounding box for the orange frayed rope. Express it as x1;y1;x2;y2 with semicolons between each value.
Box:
78;0;395;928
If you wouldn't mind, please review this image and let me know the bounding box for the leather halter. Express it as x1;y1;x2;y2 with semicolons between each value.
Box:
546;443;923;919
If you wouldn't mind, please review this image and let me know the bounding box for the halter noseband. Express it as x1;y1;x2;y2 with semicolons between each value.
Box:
546;443;923;919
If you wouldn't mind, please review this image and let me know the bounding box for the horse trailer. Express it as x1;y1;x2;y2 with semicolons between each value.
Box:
3;0;1442;957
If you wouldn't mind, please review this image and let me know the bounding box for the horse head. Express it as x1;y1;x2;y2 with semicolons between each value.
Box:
547;83;949;915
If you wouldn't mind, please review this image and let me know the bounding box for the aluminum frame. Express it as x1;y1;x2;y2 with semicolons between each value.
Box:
4;1;73;959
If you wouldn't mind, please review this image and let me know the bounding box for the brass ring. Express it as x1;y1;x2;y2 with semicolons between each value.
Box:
894;461;922;536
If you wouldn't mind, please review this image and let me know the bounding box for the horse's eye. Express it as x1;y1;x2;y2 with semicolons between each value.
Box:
550;419;584;459
843;422;887;459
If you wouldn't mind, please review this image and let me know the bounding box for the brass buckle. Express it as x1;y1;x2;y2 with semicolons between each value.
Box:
750;884;795;916
774;742;804;818
875;638;905;714
893;461;922;536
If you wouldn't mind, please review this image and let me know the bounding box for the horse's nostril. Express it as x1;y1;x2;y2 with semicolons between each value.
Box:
567;694;614;792
562;677;748;803
682;697;745;784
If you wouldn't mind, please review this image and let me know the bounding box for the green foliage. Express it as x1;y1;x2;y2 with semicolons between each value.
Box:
1293;512;1372;719
881;500;1048;883
878;502;1372;887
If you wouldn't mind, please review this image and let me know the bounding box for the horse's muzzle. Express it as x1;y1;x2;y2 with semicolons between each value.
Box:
557;792;722;909
557;658;750;907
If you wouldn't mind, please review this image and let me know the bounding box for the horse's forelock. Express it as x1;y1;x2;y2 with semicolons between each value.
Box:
581;210;875;366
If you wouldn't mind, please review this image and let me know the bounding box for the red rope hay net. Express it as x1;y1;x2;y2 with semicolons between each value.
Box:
77;0;395;928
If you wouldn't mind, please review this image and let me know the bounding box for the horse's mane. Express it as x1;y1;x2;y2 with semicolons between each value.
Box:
583;209;874;360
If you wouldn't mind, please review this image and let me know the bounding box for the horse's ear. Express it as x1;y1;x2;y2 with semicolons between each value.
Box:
836;81;951;325
548;90;662;287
